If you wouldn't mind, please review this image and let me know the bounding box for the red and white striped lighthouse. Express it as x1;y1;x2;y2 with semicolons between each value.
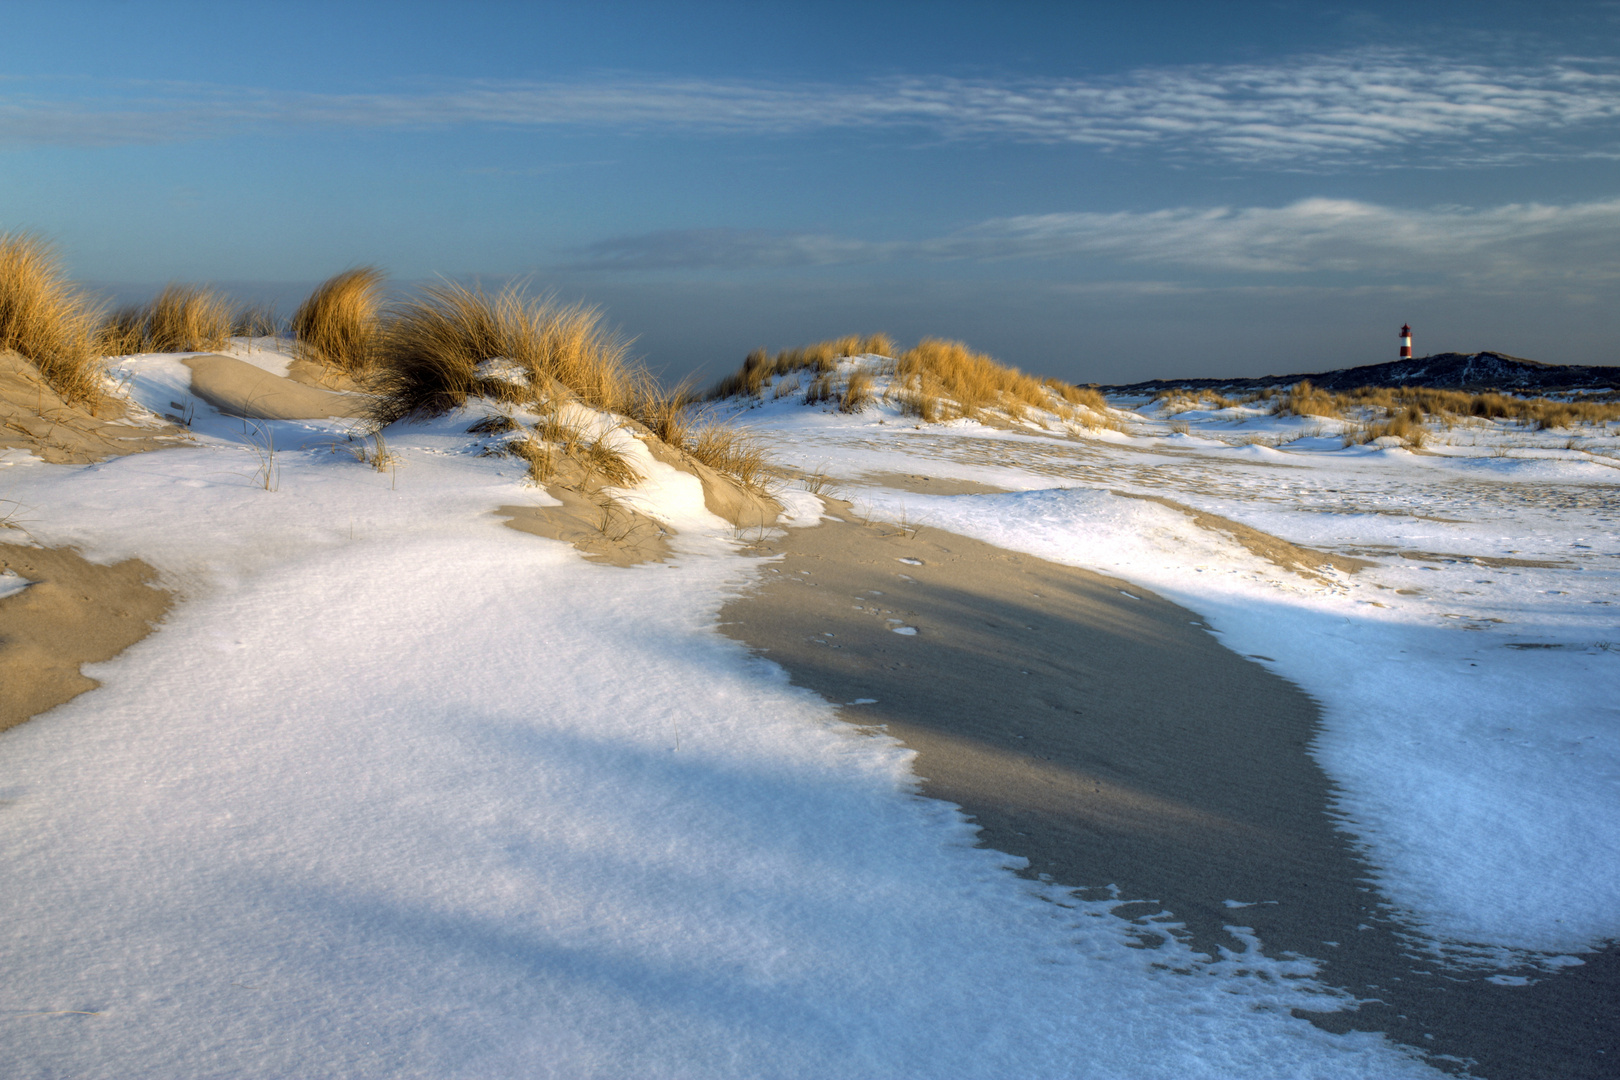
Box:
1399;323;1412;359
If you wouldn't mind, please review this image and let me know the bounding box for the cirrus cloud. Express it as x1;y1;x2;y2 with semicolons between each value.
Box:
569;196;1620;284
3;49;1619;167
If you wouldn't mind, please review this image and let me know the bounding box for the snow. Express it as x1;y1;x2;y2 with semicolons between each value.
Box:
0;568;31;599
4;346;1613;1075
724;360;1619;964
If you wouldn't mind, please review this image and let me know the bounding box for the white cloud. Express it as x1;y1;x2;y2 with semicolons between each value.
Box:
572;228;875;271
572;197;1620;283
938;198;1620;278
4;50;1619;166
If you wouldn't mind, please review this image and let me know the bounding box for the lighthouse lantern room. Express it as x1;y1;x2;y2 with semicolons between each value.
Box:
1399;323;1412;360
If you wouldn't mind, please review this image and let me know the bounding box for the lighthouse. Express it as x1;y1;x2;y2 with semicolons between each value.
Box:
1399;323;1412;359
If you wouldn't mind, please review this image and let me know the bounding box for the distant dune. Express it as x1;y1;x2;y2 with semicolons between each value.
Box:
1106;351;1620;395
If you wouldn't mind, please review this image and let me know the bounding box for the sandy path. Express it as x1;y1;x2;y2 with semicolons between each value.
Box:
719;499;1617;1079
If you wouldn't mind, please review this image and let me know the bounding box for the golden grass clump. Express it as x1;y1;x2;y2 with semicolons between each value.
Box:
630;380;696;448
709;334;897;398
1266;383;1620;432
895;338;1048;420
232;302;280;338
686;421;771;490
1151;387;1242;414
578;434;642;488
0;233;104;406
376;281;768;486
99;284;234;355
371;282;637;423
292;267;386;377
1046;379;1110;413
507;432;557;485
1346;407;1428;449
839;369;874;413
1275;380;1342;419
511;405;641;489
143;285;232;353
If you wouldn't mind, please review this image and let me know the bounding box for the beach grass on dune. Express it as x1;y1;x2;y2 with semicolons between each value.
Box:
0;233;105;407
370;282;642;422
708;333;1113;428
99;284;234;356
709;334;895;398
895;338;1052;421
686;421;771;490
292;267;387;377
232;302;281;339
1145;381;1620;450
372;281;769;489
3;233;771;490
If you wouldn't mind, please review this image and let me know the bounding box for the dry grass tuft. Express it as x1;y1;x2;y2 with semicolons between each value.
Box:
1275;380;1341;419
839;369;875;413
98;284;234;355
857;332;896;358
578;433;642;488
232;302;280;339
1345;408;1428;449
467;413;519;435
686;421;771;490
140;285;233;353
709;334;897;398
371;282;637;423
1262;382;1620;434
292;267;386;377
896;338;1048;421
95;307;148;358
1152;387;1243;414
507;432;557;485
1047;379;1110;413
0;233;105;406
628;379;696;448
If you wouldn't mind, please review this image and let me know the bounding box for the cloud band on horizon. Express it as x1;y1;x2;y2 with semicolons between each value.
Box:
566;196;1620;284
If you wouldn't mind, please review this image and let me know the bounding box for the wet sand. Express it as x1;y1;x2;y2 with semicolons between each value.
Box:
719;499;1618;1078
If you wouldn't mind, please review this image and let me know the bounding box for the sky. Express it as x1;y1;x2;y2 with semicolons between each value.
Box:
3;0;1618;385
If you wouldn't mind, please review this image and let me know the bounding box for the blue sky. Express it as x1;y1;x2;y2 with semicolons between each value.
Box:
4;0;1618;384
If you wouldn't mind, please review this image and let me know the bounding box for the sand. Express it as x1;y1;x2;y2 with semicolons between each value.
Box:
638;430;779;530
0;351;186;464
0;543;172;733
499;428;780;566
499;492;673;567
181;354;371;421
719;498;1617;1079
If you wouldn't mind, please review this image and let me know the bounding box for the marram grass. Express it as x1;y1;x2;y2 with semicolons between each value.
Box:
0;233;105;407
292;267;387;377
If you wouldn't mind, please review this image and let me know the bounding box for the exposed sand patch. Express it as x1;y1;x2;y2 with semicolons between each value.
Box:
495;425;778;565
720;500;1363;955
1112;490;1375;581
856;471;1011;497
719;499;1616;1077
183;354;370;420
284;356;366;393
1341;545;1573;569
0;351;185;463
1401;549;1572;569
499;491;672;568
636;432;779;529
0;544;172;732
